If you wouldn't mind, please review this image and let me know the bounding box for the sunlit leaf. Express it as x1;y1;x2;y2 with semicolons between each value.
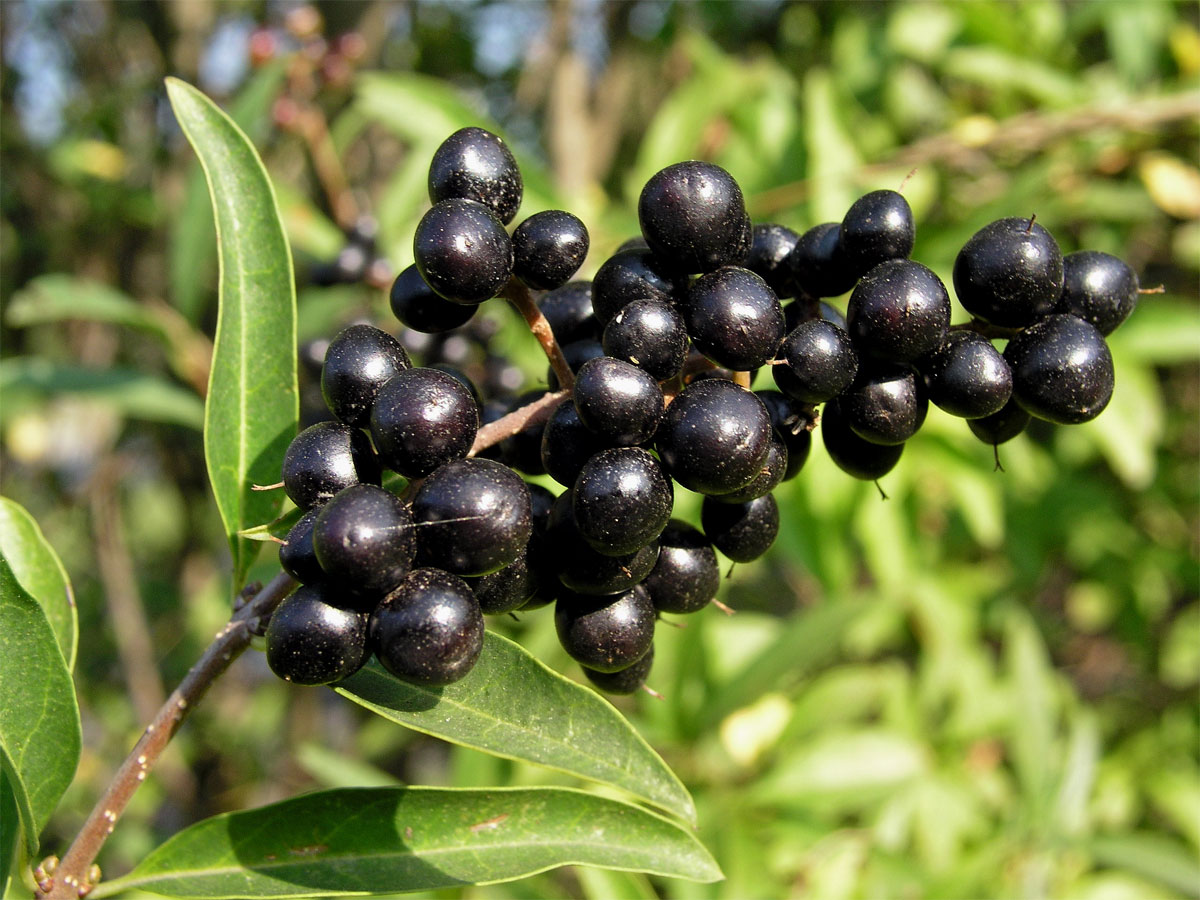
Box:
0;497;76;670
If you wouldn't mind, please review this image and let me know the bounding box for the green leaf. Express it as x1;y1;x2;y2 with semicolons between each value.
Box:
337;634;696;825
6;274;168;338
0;359;205;431
0;555;81;857
1088;833;1200;899
166;78;298;593
0;498;76;670
92;787;722;899
1;769;18;898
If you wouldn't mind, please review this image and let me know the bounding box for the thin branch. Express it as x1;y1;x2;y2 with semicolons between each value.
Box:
469;390;569;457
500;278;575;392
41;572;298;900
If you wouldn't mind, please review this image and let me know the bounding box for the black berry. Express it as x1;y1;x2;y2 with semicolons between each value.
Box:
774;319;859;404
282;422;382;511
427;126;522;224
686;266;785;371
821;398;904;481
1004;314;1114;424
701;493;780;563
838;189;915;278
370;367;479;478
572;357;664;446
390;264;477;334
953;217;1064;328
642;520;719;615
639;161;750;273
312;484;415;605
414;198;513;304
846;259;950;364
512;210;590;291
583;645;655;695
918;331;1012;419
602;297;688;381
266;584;370;685
321;323;411;427
555;585;656;673
572;447;673;556
1055;250;1139;336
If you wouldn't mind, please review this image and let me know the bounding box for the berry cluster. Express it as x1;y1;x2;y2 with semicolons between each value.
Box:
265;125;1143;696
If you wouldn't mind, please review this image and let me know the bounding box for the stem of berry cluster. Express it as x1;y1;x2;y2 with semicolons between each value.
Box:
500;278;575;392
470;389;569;456
39;571;298;900
950;320;1022;340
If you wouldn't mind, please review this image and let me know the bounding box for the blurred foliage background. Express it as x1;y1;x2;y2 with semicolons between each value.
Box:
2;1;1198;898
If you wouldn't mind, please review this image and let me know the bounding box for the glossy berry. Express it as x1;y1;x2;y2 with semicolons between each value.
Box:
282;422;381;511
545;490;660;595
953;217;1064;328
839;364;927;446
686;266;785;371
788;223;857;298
539;281;599;345
389;264;476;333
1004;314;1114;424
572;447;673;556
427;126;522;224
774;319;859;404
278;508;323;584
715;430;787;503
512;210;590;290
583;646;654;695
371;568;484;686
266;584;370;685
312;484;415;604
656;378;773;496
540;400;612;488
838;189;915;278
756;390;813;480
1055;250;1139;335
846;259;950;364
918;331;1012;419
701;493;780;563
602;297;688;381
548;338;605;392
639;161;750;273
370;367;479;478
464;547;537;615
967;396;1031;446
642;520;719;614
413;198;513;304
555;585;656;673
591;248;683;325
745;223;800;299
412;457;532;576
572;357;664;446
821;399;904;481
321;323;411;427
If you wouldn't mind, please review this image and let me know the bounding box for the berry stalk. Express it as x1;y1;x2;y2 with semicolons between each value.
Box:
500;277;575;391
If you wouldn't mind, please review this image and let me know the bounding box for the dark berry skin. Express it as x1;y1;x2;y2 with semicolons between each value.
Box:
541;400;612;488
555;585;656;673
584;645;654;695
1004;314;1114;424
282;422;382;511
656;379;773;496
918;331;1012;419
545;491;659;595
774;319;859;404
371;568;485;686
953;217;1064;328
602;297;688;381
548;338;605;392
746;223;800;298
821;399;904;481
572;447;673;556
266;584;370;685
464;547;537;615
512;210;590;291
370;368;479;478
686;266;786;371
846;259;950;364
638;161;750;273
414;198;514;304
838;190;915;279
788;223;857;298
967;396;1031;446
427;126;522;225
412;458;532;576
756;390;813;480
701;493;779;563
591;248;684;325
642;520;719;614
390;264;476;334
312;484;415;605
279;508;323;584
714;430;787;503
539;281;599;345
839;364;928;446
572;357;664;446
1055;250;1139;336
498;390;550;476
321;323;411;427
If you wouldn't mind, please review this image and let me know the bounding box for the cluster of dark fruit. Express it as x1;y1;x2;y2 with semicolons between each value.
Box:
265;125;1143;696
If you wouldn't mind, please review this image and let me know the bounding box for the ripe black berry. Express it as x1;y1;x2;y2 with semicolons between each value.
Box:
583;645;654;695
591;247;684;325
282;422;382;511
756;390;813;481
774;319;859;404
412;457;532;576
602;297;688;381
918;331;1012;419
572;447;673;556
370;367;479;478
389;264;476;334
1004;314;1114;424
548;338;605;392
464;547;537;615
686;266;785;371
821;399;904;481
321;323;411;427
745;223;800;298
838;189;915;278
541;400;612;488
572;357;664;446
715;430;787;503
1055;250;1139;336
371;568;485;686
266;584;370;685
701;493;780;563
642;520;719;615
788;223;857;298
413;198;513;304
545;490;660;595
846;259;950;364
427;126;522;224
279;507;323;584
312;484;415;605
953;217;1064;328
967;396;1031;446
539;281;599;345
839;364;927;446
638;161;750;273
512;210;590;291
555;585;656;673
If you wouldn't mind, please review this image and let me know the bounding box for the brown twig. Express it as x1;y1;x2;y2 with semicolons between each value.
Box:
500;278;575;392
469;390;569;457
41;572;298;900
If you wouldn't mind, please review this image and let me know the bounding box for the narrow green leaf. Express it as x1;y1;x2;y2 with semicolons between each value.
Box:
166;78;298;593
1;769;18;898
0;556;81;856
92;787;722;899
6;275;168;339
1088;833;1200;899
1004;609;1055;820
337;634;696;825
0;359;205;431
0;498;76;670
575;864;659;900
